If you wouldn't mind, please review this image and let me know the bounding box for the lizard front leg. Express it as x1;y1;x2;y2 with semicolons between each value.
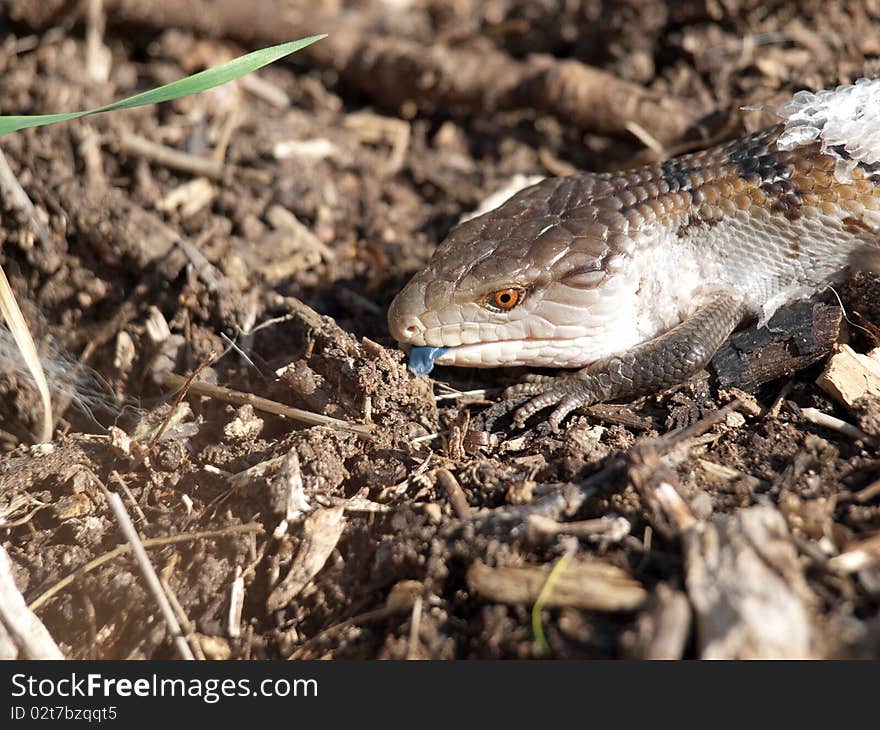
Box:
504;292;746;431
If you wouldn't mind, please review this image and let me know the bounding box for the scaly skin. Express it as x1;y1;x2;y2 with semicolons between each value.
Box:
388;79;880;429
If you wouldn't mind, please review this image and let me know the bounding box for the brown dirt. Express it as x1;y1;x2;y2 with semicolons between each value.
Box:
1;1;880;659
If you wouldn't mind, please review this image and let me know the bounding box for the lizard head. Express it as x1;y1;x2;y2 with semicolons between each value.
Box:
388;177;642;374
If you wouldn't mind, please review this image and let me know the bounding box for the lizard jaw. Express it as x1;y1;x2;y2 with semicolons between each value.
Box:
407;338;604;373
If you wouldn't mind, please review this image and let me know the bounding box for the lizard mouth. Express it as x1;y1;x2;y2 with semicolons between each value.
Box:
407;339;596;374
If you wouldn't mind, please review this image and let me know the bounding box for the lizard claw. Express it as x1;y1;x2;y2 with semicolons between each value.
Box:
505;376;598;431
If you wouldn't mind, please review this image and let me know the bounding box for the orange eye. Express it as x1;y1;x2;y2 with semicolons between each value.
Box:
487;287;523;311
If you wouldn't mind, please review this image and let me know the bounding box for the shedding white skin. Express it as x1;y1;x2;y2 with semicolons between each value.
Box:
776;77;880;182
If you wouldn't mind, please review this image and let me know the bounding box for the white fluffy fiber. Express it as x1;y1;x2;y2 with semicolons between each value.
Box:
0;325;138;426
775;77;880;181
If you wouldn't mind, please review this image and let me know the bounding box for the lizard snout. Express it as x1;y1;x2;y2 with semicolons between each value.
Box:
387;282;428;345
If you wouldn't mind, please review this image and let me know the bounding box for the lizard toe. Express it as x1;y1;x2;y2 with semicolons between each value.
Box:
512;384;570;427
512;380;597;430
547;388;594;431
504;381;551;398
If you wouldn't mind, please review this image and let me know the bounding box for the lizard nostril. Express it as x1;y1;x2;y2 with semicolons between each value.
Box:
389;311;424;343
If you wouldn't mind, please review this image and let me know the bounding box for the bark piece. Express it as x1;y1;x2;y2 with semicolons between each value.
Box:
627;584;691;660
711;301;842;393
683;504;815;659
466;558;646;612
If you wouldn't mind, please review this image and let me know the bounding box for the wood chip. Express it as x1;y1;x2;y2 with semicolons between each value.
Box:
267;506;346;612
466;558;646;612
816;344;880;409
828;533;880;574
156;177;216;217
683;505;815;659
626;584;691;660
266;204;336;262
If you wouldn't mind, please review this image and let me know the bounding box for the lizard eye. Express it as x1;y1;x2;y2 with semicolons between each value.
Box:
485;287;525;311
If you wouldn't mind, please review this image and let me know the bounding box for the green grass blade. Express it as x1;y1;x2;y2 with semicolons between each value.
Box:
531;550;573;656
0;35;326;137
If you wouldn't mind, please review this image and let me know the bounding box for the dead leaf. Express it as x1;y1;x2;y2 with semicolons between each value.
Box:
267;506;346;612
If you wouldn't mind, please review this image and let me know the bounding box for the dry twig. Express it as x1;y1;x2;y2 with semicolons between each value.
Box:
160;371;374;439
116;132;224;180
0;263;52;443
0;545;63;659
435;468;471;519
106;491;195;660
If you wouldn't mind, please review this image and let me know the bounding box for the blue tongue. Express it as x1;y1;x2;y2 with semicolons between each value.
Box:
408;346;449;375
